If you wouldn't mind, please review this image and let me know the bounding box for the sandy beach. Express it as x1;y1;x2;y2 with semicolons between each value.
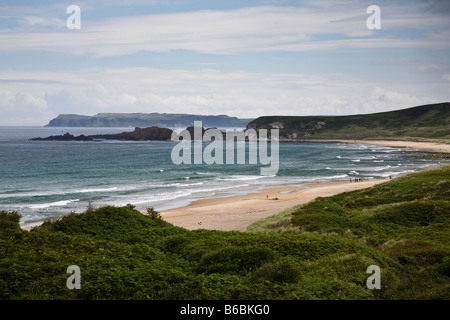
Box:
161;139;449;232
161;179;386;232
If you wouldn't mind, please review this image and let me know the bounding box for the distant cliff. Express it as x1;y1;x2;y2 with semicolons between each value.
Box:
247;102;450;141
46;113;252;128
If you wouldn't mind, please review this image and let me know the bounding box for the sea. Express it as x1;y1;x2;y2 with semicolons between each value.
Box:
0;126;447;229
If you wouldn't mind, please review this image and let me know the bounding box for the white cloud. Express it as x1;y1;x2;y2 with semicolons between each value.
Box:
371;58;449;75
369;87;434;107
0;2;447;126
14;92;48;110
0;67;444;125
1;5;449;57
0;90;54;126
21;15;65;28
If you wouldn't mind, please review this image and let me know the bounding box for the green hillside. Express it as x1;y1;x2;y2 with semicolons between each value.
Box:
1;164;449;300
247;102;450;142
248;163;450;299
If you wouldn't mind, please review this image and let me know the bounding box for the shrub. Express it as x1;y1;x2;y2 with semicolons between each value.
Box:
252;260;301;284
0;211;24;239
383;240;448;267
163;234;190;254
196;246;276;274
147;207;162;221
438;256;450;277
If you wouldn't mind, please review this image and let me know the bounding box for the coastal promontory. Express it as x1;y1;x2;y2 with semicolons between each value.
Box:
45;112;252;128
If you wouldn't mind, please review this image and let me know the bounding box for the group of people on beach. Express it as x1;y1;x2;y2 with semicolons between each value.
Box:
351;178;364;182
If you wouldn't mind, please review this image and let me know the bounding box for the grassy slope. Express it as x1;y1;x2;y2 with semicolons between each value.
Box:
247;102;450;142
248;163;450;298
1;165;449;300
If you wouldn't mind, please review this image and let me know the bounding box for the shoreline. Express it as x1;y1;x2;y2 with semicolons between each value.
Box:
21;139;449;231
281;139;450;153
160;139;450;232
160;179;388;232
332;139;450;153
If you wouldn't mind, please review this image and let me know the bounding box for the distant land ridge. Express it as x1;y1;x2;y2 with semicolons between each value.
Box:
46;112;253;128
247;102;450;141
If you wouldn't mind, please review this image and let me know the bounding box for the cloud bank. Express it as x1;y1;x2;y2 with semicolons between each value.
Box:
0;68;442;125
0;1;449;125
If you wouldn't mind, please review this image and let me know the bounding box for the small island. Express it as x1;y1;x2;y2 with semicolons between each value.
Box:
30;126;174;142
30;132;94;141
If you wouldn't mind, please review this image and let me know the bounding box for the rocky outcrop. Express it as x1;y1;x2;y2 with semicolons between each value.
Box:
31;126;173;142
30;133;94;141
268;121;284;129
90;126;173;141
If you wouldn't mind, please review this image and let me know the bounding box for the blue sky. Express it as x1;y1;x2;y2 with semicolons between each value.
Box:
0;0;449;125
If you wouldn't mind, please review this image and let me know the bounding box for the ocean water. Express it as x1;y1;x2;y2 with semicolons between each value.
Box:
0;126;447;228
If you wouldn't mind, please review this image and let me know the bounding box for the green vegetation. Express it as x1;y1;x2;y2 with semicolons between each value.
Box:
46;113;252;128
248;163;450;299
247;102;450;142
1;165;449;300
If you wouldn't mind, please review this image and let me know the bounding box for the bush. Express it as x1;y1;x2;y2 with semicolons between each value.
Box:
438;256;450;277
147;207;162;221
163;234;190;254
252;260;301;284
0;211;24;239
196;246;276;274
383;240;448;267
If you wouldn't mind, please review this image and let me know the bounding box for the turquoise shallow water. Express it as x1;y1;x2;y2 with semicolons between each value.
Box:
0;126;447;228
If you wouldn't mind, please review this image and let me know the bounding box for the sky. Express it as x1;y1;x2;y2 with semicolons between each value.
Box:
0;0;449;125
